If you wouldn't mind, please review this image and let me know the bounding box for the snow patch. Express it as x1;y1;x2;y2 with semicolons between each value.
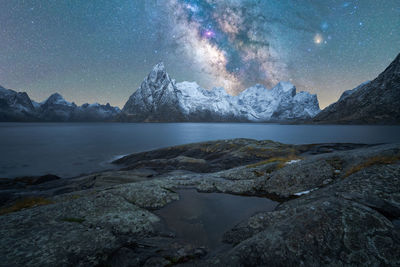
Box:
274;81;295;92
286;159;301;165
294;188;318;196
110;154;128;162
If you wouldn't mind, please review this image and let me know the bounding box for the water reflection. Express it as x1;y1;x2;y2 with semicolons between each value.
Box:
1;123;400;178
154;189;278;249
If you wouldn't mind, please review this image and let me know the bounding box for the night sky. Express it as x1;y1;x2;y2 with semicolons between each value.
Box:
0;1;399;108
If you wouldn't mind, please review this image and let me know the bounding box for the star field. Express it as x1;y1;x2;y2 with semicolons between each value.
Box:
0;0;399;108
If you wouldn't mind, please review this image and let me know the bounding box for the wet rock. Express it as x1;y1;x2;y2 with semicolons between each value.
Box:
103;237;207;267
216;162;400;266
106;247;142;267
114;139;299;173
214;197;400;266
0;174;61;190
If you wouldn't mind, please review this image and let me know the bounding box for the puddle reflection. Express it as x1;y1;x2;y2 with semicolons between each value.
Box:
155;189;278;249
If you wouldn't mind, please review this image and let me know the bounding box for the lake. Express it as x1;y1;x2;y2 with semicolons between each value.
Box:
1;122;400;178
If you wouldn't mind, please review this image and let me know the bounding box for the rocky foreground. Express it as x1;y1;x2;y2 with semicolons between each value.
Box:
0;139;400;266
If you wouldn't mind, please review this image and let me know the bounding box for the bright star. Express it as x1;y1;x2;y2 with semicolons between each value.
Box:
203;30;215;38
314;33;323;45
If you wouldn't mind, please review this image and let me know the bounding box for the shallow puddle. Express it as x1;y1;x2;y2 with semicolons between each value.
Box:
154;189;278;249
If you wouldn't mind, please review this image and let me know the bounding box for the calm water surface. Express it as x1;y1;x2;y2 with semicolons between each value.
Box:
1;122;400;178
154;189;278;249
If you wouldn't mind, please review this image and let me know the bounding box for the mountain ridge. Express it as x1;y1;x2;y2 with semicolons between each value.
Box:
0;87;121;122
314;53;400;124
1;53;399;123
121;62;321;122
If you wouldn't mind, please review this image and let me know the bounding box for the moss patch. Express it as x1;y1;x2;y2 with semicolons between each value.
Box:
253;170;265;177
344;154;400;177
240;145;298;159
325;157;343;170
246;155;300;169
0;197;53;216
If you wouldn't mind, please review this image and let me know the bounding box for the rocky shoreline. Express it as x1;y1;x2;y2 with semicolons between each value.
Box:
0;139;399;266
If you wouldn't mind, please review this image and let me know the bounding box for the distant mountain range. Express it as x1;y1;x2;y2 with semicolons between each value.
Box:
0;87;120;122
1;53;399;123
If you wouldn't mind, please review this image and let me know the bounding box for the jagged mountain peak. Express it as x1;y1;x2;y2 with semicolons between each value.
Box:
152;62;166;72
314;52;400;124
43;93;76;108
146;62;170;84
274;81;296;92
0;85;15;96
122;62;183;121
122;63;321;122
49;92;62;98
0;85;36;120
239;84;268;94
375;52;400;84
45;93;66;102
142;62;174;91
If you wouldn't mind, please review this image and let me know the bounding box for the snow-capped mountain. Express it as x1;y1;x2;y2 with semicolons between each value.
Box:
314;53;400;124
0;85;38;121
236;82;320;121
1;62;322;123
175;82;240;121
122;62;320;122
337;81;370;102
122;62;185;122
0;87;121;122
74;102;121;121
39;93;78;121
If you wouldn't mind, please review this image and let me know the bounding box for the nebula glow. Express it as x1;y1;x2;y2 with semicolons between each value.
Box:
155;0;296;94
203;30;215;39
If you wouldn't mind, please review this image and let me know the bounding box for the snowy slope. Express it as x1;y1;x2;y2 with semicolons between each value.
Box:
122;63;321;122
0;87;121;122
0;85;38;121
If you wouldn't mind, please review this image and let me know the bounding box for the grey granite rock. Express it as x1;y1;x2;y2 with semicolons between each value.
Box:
0;192;159;266
1;140;399;266
216;197;399;266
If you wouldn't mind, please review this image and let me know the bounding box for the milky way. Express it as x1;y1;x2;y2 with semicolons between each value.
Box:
149;0;319;94
0;0;399;107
